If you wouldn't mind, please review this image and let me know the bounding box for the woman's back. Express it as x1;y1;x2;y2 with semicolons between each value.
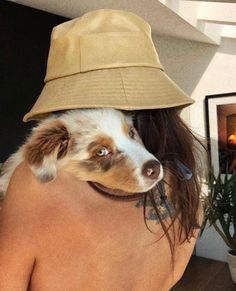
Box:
0;163;199;291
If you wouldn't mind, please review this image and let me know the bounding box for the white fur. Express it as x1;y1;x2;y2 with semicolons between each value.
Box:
60;109;163;190
0;108;163;195
0;150;24;195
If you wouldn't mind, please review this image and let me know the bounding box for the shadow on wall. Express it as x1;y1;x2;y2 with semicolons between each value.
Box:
218;38;236;55
153;34;218;96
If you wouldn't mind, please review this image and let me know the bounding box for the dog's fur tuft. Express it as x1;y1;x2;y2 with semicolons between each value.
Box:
24;120;71;183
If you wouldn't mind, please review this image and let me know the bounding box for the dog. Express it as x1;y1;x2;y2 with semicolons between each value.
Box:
0;108;163;197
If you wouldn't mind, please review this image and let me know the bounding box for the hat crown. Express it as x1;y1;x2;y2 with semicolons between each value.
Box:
23;9;194;122
45;9;163;82
52;9;151;39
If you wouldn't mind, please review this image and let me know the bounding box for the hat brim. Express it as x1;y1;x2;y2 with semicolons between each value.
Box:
23;67;194;122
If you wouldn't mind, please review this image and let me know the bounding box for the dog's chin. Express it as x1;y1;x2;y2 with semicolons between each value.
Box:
89;181;159;197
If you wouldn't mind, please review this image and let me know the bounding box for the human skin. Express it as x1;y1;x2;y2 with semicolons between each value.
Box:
0;162;200;291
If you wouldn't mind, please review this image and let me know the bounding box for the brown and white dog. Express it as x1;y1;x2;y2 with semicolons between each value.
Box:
0;108;163;197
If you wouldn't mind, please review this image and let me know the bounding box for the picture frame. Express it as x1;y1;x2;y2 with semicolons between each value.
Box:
205;92;236;175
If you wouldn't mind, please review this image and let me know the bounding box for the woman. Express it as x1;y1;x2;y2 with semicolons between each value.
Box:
0;9;205;290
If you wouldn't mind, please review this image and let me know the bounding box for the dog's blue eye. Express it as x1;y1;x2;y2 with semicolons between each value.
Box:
129;127;135;139
96;147;109;157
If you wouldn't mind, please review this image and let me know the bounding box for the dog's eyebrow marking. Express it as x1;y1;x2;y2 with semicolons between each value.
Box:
87;141;98;152
122;120;143;144
87;136;115;153
122;121;131;136
80;148;129;175
78;131;140;186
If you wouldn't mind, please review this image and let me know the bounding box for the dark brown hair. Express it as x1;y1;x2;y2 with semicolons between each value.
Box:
134;108;207;256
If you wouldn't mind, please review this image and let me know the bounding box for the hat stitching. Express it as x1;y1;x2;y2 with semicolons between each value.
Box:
118;68;128;107
79;38;82;73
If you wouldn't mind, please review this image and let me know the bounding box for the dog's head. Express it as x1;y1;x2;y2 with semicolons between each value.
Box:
24;108;163;193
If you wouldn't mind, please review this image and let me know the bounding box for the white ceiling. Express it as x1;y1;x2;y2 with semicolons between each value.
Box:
8;0;218;44
8;0;236;44
184;0;236;2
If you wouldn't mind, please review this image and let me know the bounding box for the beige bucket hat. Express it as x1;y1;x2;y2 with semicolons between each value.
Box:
23;9;194;122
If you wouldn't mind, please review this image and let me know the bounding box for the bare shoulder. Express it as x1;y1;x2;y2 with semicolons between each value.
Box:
2;161;82;207
0;163;41;289
1;162;53;218
169;202;203;287
1;162;94;233
0;162;45;241
0;162;75;236
0;162;83;289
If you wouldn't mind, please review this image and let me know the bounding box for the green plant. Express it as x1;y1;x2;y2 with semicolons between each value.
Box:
202;170;236;252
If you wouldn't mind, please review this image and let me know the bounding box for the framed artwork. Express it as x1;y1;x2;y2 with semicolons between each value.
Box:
205;92;236;174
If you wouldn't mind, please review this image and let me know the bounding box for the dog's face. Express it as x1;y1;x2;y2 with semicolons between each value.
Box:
24;109;163;193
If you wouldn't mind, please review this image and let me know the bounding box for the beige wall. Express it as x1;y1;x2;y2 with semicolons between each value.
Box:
153;34;236;262
190;38;236;135
191;37;236;262
152;34;218;124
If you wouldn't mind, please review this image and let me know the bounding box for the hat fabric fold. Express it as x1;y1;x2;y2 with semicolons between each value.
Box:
23;9;194;122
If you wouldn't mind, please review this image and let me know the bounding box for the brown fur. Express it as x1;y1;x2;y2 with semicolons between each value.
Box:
24;120;70;166
123;122;143;143
22;116;145;192
122;121;131;136
60;133;140;192
0;108;161;197
87;136;115;157
61;157;139;193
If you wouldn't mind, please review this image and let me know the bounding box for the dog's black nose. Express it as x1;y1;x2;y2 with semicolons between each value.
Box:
142;160;161;180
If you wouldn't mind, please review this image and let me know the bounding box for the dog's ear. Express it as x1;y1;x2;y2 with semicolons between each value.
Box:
24;119;70;183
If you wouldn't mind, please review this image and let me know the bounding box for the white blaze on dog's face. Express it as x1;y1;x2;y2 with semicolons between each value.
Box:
24;109;163;193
